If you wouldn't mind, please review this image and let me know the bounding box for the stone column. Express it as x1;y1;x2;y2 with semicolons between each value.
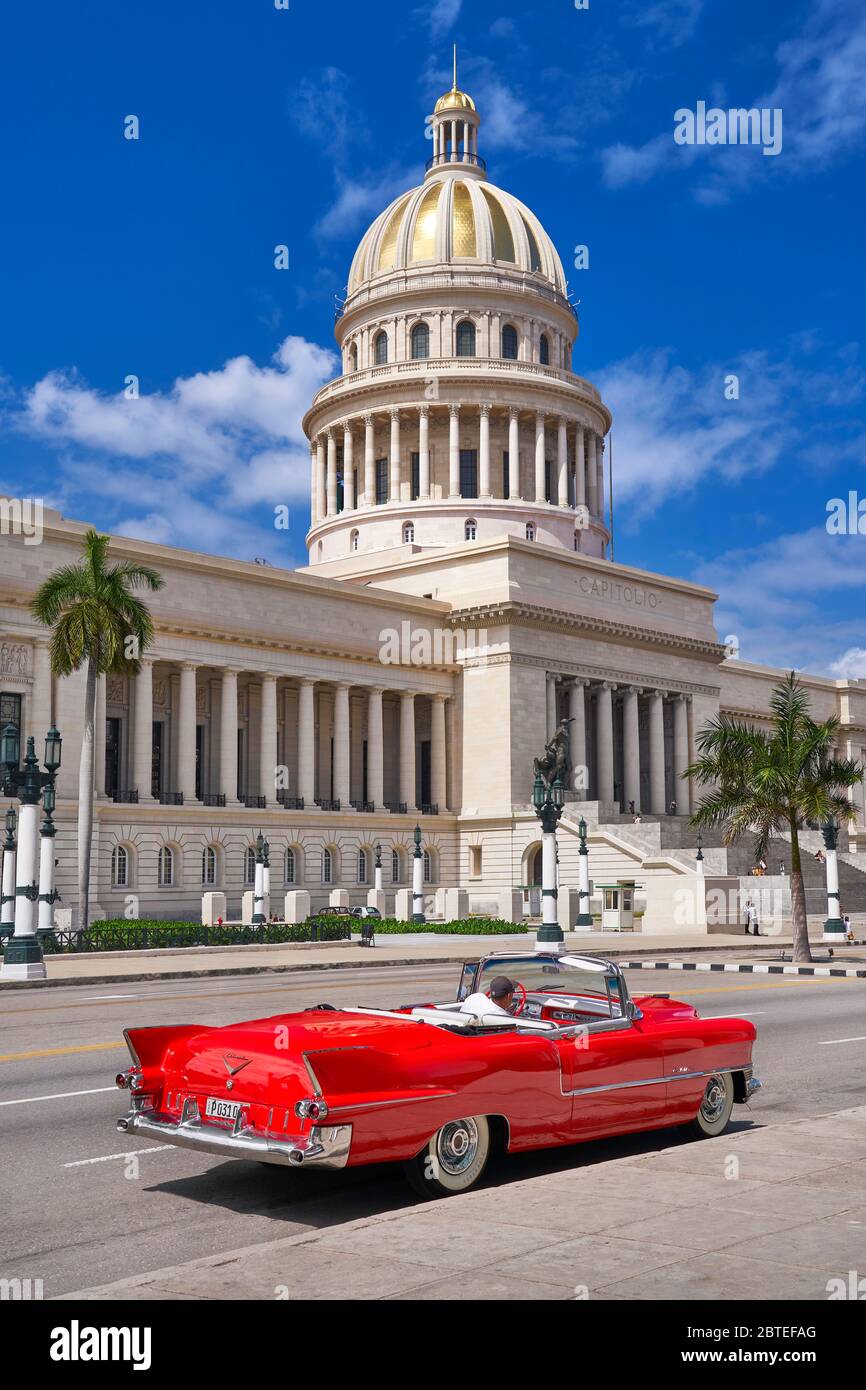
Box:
418;405;430;499
389;408;401;501
596;683;615;806
569;678;587;798
596;435;605;520
131;660;154;801
178;663;198;802
297;678;315;805
333;682;351;807
648;691;666;814
258;673;278;806
575;425;586;508
326;430;338;516
309;443;317;528
219;668;239;803
673;695;691;813
367;686;384;809
399;691;416;810
431;693;447;811
479;403;491;497
28;641;53;752
508;409;520;499
534;412;546;502
587;434;599;516
623;687;642;813
343;425;355;510
315;437;326;523
546;674;558;738
363;413;375;505
557;417;569;506
94;674;107;798
449;404;460;497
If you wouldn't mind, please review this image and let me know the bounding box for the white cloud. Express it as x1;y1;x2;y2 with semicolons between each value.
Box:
12;335;336;559
315;164;418;240
626;0;706;45
422;0;462;39
601;0;866;199
830;648;866;678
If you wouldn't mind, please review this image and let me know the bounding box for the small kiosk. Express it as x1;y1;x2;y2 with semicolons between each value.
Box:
598;880;636;932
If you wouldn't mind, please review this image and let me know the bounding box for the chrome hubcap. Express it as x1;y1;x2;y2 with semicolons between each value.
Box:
437;1119;479;1175
701;1076;727;1124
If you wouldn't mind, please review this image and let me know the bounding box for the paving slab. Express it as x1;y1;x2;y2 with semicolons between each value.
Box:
60;1105;866;1302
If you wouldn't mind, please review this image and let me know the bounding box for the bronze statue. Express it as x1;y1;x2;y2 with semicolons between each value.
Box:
533;717;572;787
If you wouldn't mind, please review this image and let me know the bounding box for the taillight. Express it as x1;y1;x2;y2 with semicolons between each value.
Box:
294;1097;329;1121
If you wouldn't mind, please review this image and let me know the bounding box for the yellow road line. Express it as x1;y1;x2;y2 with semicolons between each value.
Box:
0;1041;125;1063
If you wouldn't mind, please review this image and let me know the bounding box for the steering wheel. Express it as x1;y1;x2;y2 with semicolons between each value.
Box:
488;981;526;1015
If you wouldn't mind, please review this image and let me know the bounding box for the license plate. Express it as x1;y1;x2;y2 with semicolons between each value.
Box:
205;1096;242;1123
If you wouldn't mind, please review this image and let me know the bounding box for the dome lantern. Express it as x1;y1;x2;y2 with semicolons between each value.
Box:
426;46;483;178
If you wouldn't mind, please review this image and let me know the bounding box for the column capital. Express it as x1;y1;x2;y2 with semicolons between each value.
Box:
363;411;374;427
448;402;460;418
625;685;644;696
259;671;279;684
651;688;668;700
366;684;386;697
570;676;588;688
180;661;198;673
419;402;430;418
479;402;492;418
390;406;401;422
342;421;353;438
325;426;335;440
508;405;520;420
599;680;617;692
431;690;449;703
298;676;316;688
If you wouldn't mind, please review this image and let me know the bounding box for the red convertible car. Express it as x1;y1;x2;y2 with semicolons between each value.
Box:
116;950;760;1198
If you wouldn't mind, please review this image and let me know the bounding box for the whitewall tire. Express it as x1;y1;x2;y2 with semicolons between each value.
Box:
405;1115;492;1199
688;1073;734;1138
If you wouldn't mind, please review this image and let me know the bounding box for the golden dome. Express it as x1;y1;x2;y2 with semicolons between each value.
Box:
434;86;476;113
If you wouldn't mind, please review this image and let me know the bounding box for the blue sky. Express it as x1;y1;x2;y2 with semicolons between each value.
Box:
1;0;865;676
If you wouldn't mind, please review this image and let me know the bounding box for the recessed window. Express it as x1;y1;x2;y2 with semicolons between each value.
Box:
501;324;518;359
245;846;256;884
322;847;333;884
411;322;429;359
350;528;359;552
539;333;550;366
574;531;581;551
423;849;432;883
158;845;173;887
358;849;368;884
202;846;217;886
470;845;482;877
374;331;388;365
402;521;415;544
111;844;128;888
525;522;536;541
349;342;358;372
285;847;296;884
375;458;388;504
392;848;401;883
465;518;477;541
455;319;476;357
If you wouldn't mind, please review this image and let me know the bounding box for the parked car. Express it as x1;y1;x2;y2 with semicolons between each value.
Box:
351;906;382;919
116;950;760;1199
310;905;352;917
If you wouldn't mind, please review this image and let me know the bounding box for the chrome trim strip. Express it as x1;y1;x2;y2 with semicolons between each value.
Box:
327;1091;455;1113
564;1065;741;1099
117;1109;352;1169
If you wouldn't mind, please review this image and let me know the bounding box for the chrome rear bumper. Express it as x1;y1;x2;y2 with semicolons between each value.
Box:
117;1108;351;1168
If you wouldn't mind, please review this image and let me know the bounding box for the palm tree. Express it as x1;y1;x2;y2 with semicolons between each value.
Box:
31;530;163;929
687;671;863;963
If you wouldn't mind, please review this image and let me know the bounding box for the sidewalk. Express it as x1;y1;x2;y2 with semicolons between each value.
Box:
3;928;862;989
59;1106;866;1301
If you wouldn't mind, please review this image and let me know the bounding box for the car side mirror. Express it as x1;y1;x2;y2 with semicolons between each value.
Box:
627;1000;643;1022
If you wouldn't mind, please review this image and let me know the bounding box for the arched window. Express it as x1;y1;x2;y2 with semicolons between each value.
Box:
202;846;217;886
410;322;429;359
245;846;256;884
358;849;368;884
539;333;550;365
349;529;359;553
111;844;128;888
455;319;476;357
402;521;415;544
349;342;358;372
423;849;432;883
322;847;333;884
374;331;388;365
392;848;401;883
158;845;173;887
285;847;296;884
465;518;477;541
501;324;518;359
525;521;536;542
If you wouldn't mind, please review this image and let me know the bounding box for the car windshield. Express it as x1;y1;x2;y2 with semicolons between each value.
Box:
471;957;624;1018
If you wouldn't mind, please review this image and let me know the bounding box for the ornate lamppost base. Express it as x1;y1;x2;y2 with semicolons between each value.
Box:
822;917;846;944
1;934;47;980
575;914;594;928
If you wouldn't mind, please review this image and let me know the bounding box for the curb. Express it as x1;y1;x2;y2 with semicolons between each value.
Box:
620;958;866;979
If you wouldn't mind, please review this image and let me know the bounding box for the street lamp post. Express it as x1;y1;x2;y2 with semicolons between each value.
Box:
532;772;566;953
262;836;271;919
696;831;704;877
1;804;16;941
37;782;60;938
576;816;593;927
0;724;62;980
374;843;383;892
252;831;267;926
820;818;845;944
411;825;425;925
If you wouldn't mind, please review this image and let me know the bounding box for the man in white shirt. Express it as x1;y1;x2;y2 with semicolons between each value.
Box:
460;975;516;1019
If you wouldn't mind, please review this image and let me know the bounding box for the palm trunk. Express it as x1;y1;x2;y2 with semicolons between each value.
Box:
77;658;97;931
789;820;812;963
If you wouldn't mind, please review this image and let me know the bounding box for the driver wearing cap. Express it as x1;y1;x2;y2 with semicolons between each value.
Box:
460;975;516;1019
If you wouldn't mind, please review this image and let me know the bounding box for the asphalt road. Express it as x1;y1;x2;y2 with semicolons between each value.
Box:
1;960;865;1297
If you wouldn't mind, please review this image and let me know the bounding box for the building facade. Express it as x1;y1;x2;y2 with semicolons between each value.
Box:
2;80;866;922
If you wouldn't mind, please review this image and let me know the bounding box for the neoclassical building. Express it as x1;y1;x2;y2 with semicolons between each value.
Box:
2;78;865;922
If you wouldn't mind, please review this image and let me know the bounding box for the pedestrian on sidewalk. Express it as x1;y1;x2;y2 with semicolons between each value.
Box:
843;914;854;942
669;798;677;816
744;899;760;935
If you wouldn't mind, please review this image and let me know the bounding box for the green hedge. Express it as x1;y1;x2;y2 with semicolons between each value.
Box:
40;918;350;953
314;914;526;936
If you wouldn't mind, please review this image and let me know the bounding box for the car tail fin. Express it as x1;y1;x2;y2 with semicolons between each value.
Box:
123;1024;210;1069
